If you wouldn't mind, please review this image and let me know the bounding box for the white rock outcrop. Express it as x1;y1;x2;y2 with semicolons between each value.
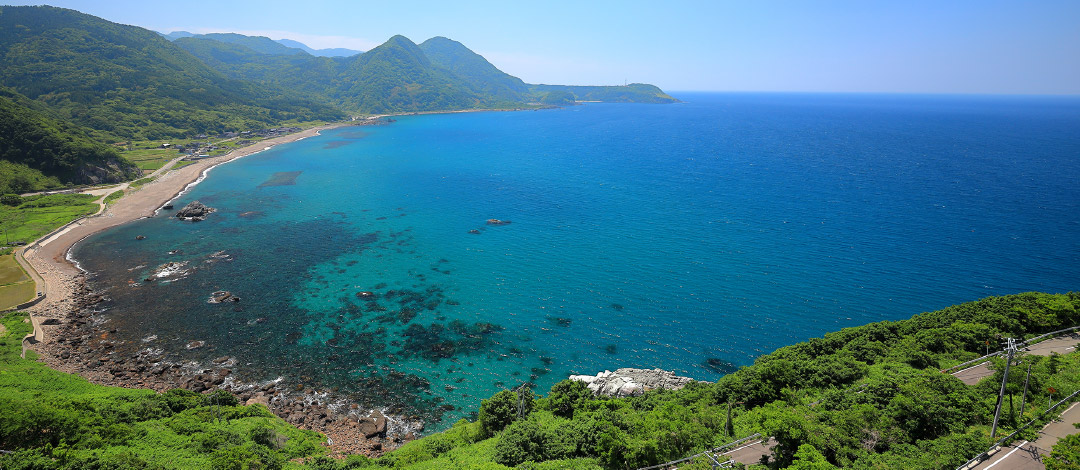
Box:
569;368;699;397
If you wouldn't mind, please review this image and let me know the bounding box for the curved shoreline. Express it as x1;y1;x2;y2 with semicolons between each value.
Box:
16;121;404;456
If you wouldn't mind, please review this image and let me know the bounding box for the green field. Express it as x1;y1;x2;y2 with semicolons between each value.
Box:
0;194;99;245
0;281;34;310
119;141;190;172
0;252;34;309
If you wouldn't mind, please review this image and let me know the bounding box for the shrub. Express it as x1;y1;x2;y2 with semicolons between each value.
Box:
479;388;534;437
546;380;593;419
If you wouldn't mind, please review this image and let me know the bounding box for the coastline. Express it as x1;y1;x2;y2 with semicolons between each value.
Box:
18;121;403;456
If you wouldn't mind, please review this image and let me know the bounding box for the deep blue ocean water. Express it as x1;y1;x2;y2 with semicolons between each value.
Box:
74;93;1080;428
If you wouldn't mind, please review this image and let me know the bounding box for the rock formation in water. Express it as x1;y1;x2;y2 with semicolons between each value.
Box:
569;368;699;397
175;200;216;221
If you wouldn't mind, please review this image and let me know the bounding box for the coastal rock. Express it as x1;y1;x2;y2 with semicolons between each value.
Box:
371;410;388;435
485;218;511;225
175;200;216;221
569;368;699;397
208;290;240;303
150;261;190;281
358;418;379;438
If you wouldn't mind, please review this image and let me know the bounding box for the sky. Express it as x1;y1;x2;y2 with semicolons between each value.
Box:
6;0;1080;94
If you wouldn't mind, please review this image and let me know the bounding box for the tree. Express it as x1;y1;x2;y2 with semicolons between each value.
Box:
479;388;533;437
547;380;593;419
786;444;838;469
1047;430;1080;470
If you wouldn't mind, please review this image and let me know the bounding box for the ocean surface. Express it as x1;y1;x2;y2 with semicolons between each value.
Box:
73;92;1080;429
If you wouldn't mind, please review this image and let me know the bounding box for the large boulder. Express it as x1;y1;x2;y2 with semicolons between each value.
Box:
175;200;216;221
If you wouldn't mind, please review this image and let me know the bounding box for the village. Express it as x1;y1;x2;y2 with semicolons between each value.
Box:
166;127;304;160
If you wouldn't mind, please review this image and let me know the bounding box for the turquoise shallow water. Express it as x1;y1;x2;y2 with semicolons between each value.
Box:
74;93;1080;428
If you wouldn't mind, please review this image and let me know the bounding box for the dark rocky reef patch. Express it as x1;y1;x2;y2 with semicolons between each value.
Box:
703;357;738;374
258;171;302;187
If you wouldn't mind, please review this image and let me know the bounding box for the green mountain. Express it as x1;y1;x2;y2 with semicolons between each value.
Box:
419;36;529;104
531;83;679;103
0;88;138;194
173;36;343;100
175;31;676;114
0;6;345;141
333;35;483;114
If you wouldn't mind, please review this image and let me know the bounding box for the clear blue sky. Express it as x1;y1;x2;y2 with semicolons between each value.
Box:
7;0;1079;94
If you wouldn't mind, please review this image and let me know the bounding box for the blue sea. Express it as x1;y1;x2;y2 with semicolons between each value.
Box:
73;93;1080;428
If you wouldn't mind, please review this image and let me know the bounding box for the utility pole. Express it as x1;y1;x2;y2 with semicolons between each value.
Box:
991;338;1017;439
1019;363;1032;421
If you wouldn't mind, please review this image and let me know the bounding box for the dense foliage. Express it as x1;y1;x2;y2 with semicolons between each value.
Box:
1048;428;1080;470
0;88;138;193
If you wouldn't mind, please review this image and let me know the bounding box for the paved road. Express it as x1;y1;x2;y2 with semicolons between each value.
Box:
953;335;1080;385
719;438;775;466
973;402;1080;469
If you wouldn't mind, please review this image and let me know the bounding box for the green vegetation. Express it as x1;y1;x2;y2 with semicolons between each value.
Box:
0;6;346;142
4;293;1075;469
0;280;34;310
418;37;529;105
102;190;124;206
1048;427;1080;469
0;88;139;194
172;30;675;115
0;193;99;245
0;252;34;309
0;311;330;469
0;192;101;310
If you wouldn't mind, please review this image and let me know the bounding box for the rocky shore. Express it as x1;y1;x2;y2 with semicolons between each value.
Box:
569;368;699;397
28;274;413;457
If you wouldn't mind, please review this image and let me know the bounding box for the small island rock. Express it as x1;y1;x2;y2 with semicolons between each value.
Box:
175;200;216;221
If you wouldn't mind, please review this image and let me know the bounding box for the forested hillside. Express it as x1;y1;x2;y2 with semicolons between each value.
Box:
171;31;678;114
0;6;345;141
0;88;138;194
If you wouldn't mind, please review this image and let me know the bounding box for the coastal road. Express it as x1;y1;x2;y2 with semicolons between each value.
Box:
953;334;1079;385
718;437;775;466
971;402;1080;469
